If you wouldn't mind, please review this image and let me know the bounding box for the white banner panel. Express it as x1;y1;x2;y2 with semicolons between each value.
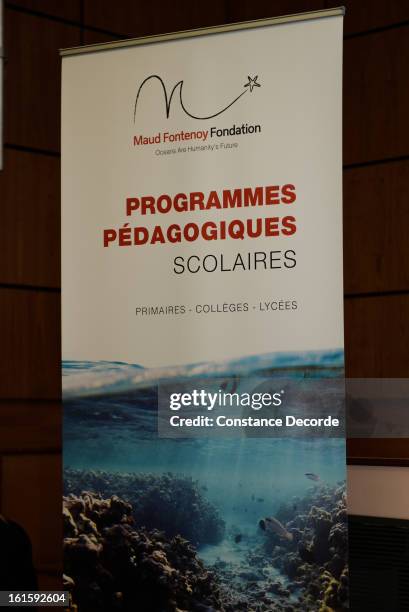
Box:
62;11;347;612
62;13;344;368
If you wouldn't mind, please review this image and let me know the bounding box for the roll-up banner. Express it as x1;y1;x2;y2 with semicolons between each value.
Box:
61;8;347;611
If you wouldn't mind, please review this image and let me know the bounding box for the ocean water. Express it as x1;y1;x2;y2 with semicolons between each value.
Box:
63;350;346;568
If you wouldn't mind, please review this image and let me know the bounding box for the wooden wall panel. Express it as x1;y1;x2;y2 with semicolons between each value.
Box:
38;571;61;588
1;453;62;575
10;0;81;21
326;0;409;36
84;0;227;37
343;160;409;295
344;26;409;165
228;0;408;36
0;290;60;399
4;9;80;151
226;0;324;22
37;571;62;592
0;149;60;288
347;439;409;464
345;295;409;377
0;0;407;571
83;29;122;45
0;402;60;452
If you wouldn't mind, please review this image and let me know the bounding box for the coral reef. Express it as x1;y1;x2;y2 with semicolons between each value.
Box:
64;468;224;546
64;491;230;612
206;483;348;611
64;471;348;611
255;483;349;611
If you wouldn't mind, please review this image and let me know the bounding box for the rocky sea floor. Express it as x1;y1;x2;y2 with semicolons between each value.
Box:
63;469;348;611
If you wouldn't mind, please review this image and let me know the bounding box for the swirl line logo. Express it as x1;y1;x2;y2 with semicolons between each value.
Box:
133;75;261;123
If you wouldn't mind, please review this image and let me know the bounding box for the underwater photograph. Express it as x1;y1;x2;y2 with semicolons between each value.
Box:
63;351;348;611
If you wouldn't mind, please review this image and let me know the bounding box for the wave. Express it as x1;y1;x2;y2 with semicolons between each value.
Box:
62;349;344;399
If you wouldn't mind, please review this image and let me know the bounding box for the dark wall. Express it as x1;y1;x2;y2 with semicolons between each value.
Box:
0;0;408;588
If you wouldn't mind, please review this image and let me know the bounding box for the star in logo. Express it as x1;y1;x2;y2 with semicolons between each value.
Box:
244;75;261;92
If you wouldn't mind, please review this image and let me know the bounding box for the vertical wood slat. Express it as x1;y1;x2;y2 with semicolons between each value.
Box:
0;453;62;576
345;294;409;378
0;289;61;399
83;29;122;45
326;0;409;35
37;571;62;594
0;456;3;511
4;8;81;151
7;1;81;21
0;402;61;452
0;149;60;288
83;0;227;37
343;160;409;295
344;26;409;165
226;0;325;23
228;0;409;36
